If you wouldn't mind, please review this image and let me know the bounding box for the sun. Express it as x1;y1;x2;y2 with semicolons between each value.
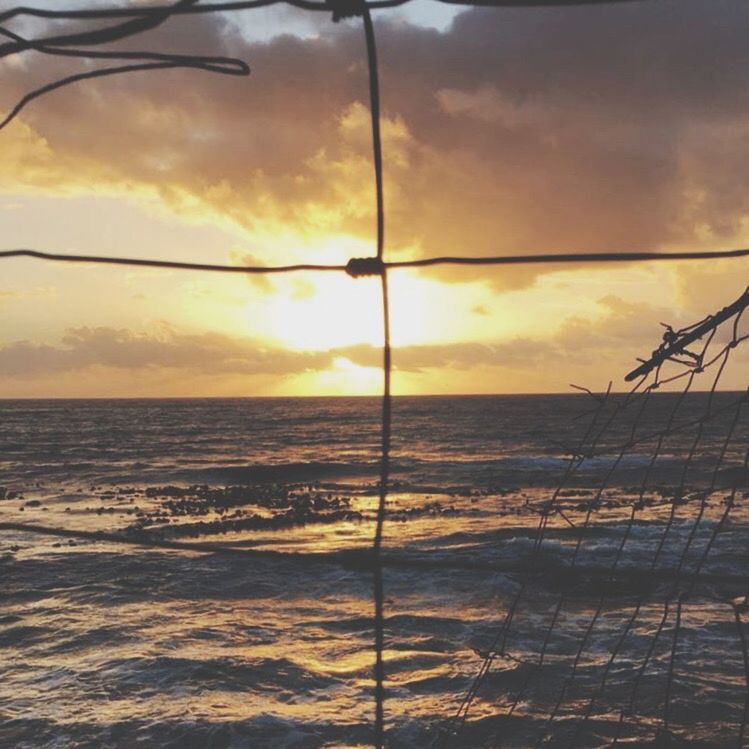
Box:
248;270;459;352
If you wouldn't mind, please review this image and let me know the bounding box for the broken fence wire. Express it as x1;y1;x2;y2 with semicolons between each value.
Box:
436;297;749;747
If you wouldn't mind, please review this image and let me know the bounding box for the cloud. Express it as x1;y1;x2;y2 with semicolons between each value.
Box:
0;325;540;378
0;327;552;377
341;338;553;372
0;326;331;377
0;294;706;380
5;2;749;289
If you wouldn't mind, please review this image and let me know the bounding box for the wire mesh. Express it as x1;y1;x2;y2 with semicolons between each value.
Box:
434;297;749;747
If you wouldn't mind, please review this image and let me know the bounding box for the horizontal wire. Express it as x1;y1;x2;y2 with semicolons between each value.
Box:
0;0;649;25
0;59;248;132
0;31;249;73
0;0;201;57
387;247;749;268
0;249;347;274
3;246;749;276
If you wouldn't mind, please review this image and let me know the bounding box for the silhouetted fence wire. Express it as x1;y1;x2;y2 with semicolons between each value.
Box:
3;1;749;748
435;293;749;748
5;247;749;275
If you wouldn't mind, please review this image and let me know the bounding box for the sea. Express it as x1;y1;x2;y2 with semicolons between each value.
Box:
1;394;748;748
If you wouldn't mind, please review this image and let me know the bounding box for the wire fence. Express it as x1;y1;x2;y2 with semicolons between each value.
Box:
2;1;749;747
433;288;749;747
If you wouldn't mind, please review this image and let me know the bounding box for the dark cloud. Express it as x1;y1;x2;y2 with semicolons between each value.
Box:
5;2;749;287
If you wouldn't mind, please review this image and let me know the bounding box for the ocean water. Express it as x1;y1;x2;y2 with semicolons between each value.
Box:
1;394;748;748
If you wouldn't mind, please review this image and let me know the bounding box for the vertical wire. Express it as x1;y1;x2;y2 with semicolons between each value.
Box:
611;329;724;745
735;602;749;749
374;265;391;749
363;8;384;263
532;382;656;748
362;6;389;748
662;596;682;734
440;386;615;747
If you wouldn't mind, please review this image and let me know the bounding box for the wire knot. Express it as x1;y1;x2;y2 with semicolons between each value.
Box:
346;256;384;277
327;0;365;22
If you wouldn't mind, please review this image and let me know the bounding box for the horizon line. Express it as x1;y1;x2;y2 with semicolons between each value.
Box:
0;389;744;401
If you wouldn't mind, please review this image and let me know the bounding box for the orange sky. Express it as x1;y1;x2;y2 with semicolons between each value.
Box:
1;1;749;397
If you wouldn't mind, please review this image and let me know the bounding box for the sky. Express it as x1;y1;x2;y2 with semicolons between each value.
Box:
1;0;749;397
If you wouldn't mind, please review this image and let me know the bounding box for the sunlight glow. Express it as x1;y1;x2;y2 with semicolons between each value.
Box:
249;269;467;351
